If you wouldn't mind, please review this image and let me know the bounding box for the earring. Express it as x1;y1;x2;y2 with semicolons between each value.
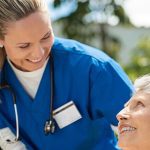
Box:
0;44;3;48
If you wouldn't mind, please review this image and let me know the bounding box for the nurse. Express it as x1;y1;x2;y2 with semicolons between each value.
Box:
0;0;133;150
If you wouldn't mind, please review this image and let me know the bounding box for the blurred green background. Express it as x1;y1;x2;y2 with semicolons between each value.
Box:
47;0;150;81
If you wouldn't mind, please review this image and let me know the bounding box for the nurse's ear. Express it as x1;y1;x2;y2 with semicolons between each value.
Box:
0;39;5;48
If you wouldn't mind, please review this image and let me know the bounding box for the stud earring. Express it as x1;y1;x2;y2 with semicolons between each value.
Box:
0;44;3;48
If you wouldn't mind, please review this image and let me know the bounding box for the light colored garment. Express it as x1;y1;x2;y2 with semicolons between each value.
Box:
7;57;49;98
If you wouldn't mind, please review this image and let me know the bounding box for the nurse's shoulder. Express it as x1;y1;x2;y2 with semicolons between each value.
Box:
51;37;132;89
52;37;111;63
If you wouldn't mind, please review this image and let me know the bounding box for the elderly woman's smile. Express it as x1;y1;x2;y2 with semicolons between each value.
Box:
118;124;136;135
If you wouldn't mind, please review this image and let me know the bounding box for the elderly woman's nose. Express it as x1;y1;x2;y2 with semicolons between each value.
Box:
117;109;130;121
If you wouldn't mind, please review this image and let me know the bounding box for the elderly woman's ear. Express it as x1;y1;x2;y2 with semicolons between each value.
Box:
0;45;6;70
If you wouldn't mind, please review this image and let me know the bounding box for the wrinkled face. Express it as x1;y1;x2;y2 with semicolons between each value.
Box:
117;92;150;150
0;11;54;72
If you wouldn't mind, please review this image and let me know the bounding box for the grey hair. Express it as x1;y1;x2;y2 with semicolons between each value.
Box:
0;0;48;40
134;74;150;94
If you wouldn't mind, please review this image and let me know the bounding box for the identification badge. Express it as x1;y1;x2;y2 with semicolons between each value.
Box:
0;127;27;150
53;101;82;129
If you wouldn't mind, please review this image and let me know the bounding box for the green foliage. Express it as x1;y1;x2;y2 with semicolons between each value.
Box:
52;1;149;79
53;0;130;60
113;3;130;25
124;37;150;81
56;1;90;42
53;0;62;7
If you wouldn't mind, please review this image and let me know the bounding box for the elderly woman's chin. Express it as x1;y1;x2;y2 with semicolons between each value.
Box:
118;131;138;150
118;130;150;150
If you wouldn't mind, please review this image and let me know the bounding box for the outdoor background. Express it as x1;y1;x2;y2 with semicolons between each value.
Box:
47;0;150;81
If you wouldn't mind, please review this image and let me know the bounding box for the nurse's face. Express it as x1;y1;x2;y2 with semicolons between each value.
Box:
117;92;150;150
0;11;54;72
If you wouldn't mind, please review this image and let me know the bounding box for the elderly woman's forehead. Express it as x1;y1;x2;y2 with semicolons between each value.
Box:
132;92;150;102
124;92;150;106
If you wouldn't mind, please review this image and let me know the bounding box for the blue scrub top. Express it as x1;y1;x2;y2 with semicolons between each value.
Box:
0;37;133;150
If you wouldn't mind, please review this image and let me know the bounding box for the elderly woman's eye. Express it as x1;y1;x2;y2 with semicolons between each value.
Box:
136;101;144;107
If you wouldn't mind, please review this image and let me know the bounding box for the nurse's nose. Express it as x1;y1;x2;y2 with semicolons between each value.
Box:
30;44;44;59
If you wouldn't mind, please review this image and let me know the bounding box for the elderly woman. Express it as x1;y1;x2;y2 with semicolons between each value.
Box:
117;74;150;150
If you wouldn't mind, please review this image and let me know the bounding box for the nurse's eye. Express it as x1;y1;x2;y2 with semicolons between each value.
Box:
41;34;50;40
41;31;52;41
19;43;30;49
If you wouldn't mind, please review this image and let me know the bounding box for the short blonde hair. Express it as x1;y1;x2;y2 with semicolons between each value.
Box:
0;0;48;39
134;74;150;94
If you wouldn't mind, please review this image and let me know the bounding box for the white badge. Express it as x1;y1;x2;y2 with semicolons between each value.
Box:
0;128;27;150
53;101;82;129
